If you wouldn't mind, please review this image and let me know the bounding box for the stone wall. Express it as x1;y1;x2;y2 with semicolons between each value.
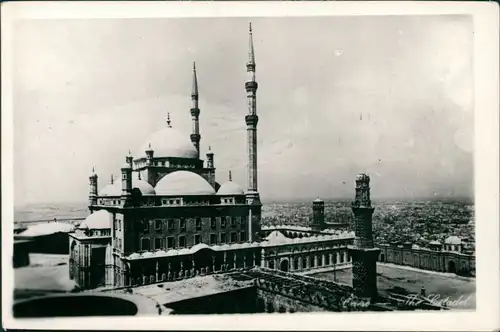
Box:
378;245;475;276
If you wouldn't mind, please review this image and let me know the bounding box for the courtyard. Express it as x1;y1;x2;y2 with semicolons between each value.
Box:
309;263;476;309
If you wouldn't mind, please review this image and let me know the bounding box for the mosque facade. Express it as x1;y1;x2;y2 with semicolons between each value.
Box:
68;24;357;290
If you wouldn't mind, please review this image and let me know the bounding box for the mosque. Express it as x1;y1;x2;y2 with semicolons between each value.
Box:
68;24;357;290
67;23;473;292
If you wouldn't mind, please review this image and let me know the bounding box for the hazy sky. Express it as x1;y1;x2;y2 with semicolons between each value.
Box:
13;15;474;206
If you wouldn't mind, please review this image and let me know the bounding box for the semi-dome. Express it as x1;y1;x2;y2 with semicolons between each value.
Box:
445;236;462;245
131;178;156;195
155;170;215;196
99;176;156;196
136;127;198;159
217;181;244;196
79;210;112;230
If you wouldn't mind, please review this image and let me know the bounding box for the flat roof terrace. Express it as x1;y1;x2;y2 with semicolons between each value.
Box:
108;273;254;306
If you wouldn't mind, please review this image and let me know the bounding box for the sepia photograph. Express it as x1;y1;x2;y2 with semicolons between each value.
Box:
2;2;499;331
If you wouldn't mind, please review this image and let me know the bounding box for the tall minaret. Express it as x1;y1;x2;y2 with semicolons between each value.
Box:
245;22;262;243
348;174;380;301
245;22;259;196
190;62;201;159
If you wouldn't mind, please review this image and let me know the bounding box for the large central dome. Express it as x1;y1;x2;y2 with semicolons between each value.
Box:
155;171;215;196
136;127;198;159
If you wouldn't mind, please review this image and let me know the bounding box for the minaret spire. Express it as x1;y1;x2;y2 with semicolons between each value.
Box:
110;173;114;185
192;62;198;98
229;170;232;182
190;61;201;159
247;22;256;82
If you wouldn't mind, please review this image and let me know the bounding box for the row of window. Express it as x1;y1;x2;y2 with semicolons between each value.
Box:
160;199;211;206
99;198;235;206
144;216;245;233
134;160;197;169
87;229;111;237
140;231;246;251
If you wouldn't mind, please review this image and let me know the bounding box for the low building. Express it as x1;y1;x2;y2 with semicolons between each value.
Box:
15;222;75;255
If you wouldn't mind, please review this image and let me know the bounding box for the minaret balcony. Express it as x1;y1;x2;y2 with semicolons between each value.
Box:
245;81;258;91
190;134;201;143
190;108;200;117
245;114;259;126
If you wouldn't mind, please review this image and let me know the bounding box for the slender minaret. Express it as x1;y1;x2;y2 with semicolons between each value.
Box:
88;167;98;207
190;62;201;159
348;174;380;301
245;22;259;196
245;22;261;243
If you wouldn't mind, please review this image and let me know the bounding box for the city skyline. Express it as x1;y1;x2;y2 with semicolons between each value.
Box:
13;16;473;205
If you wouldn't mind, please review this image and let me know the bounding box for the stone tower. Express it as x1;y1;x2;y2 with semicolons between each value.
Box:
190;62;201;159
88;167;98;207
245;22;262;242
206;146;214;169
121;158;132;196
311;198;326;231
205;146;216;189
348;173;380;301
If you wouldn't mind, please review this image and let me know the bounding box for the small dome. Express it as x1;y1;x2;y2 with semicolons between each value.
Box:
429;240;441;245
99;184;119;196
155;171;215;196
136;127;198;159
190;243;210;253
314;197;324;202
128;253;140;260
217;181;244;196
265;231;288;244
99;176;155;196
445;236;462;245
79;210;112;230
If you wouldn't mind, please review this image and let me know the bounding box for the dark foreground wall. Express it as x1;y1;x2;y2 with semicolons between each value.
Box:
164;286;326;314
13;240;31;268
165;287;260;314
15;232;70;255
